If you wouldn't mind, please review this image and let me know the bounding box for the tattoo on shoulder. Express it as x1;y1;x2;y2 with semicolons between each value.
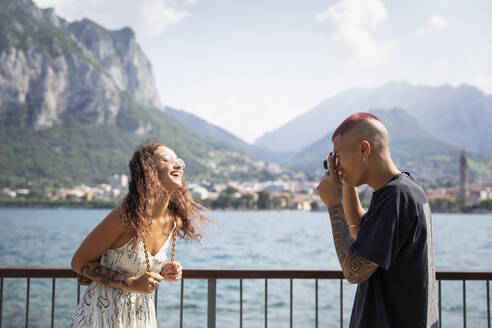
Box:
328;205;378;283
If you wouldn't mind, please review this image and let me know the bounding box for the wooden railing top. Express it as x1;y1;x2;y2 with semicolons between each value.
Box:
1;266;492;280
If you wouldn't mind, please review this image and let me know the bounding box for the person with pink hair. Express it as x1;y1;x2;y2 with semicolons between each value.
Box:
317;112;438;328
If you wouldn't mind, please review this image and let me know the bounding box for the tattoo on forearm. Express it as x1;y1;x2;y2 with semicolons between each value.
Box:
80;262;128;287
328;204;378;283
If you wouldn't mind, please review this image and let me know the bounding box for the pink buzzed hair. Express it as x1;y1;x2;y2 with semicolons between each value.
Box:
331;112;381;141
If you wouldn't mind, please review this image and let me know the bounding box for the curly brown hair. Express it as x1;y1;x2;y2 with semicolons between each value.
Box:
120;142;209;246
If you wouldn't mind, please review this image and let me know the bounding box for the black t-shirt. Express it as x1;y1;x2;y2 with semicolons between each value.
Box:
350;173;438;328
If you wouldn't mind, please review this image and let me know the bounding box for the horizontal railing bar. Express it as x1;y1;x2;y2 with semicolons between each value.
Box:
2;266;492;280
436;271;492;280
0;267;344;279
0;267;76;278
186;269;346;279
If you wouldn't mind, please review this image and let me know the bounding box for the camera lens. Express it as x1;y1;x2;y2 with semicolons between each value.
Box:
323;159;328;170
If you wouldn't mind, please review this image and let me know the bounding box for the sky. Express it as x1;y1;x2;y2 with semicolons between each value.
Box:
33;0;492;143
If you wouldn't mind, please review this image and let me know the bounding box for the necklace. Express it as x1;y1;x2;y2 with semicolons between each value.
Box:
142;218;177;272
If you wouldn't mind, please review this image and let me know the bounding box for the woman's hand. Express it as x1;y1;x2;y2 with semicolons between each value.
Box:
161;262;182;282
127;271;164;294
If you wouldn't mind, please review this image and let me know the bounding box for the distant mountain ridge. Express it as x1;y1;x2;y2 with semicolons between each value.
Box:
161;98;492;180
164;106;251;151
254;81;492;156
286;108;492;179
163;105;492;181
164;106;291;163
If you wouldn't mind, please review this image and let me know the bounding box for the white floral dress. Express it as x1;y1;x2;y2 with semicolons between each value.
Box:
71;222;175;328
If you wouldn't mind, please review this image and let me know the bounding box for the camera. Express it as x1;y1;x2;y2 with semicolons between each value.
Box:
323;153;339;170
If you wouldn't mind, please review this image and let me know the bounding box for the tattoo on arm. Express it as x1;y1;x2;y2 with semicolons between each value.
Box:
328;204;378;284
80;262;129;287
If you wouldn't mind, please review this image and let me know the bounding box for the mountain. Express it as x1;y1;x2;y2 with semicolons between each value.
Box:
164;106;253;151
0;0;265;187
287;108;492;180
0;0;161;129
254;81;492;156
164;106;293;163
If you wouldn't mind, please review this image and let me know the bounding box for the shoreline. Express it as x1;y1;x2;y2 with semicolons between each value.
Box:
1;199;491;214
0;198;118;209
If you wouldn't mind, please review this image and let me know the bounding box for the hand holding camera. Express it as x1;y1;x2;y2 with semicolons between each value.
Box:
323;152;339;170
317;152;343;208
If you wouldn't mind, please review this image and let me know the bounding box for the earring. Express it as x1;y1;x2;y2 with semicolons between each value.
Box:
362;157;368;166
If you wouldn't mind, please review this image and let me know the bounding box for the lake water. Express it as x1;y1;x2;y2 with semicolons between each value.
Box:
0;208;491;327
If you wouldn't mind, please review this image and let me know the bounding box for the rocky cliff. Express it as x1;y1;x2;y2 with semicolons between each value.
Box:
0;0;161;130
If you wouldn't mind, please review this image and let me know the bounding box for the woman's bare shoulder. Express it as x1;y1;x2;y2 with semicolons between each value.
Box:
71;205;129;268
107;205;135;249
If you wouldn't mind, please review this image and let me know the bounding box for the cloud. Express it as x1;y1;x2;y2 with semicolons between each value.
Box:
33;0;193;39
416;15;447;37
429;16;447;29
315;0;398;66
432;56;449;68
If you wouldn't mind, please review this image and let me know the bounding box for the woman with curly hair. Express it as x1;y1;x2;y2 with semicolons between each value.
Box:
70;142;208;327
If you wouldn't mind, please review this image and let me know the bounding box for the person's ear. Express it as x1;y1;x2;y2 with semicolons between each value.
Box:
360;140;371;157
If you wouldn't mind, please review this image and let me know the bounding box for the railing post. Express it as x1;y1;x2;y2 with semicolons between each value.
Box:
315;279;318;328
340;279;343;328
51;278;55;328
0;277;3;328
487;280;490;328
463;280;466;328
180;279;184;328
154;287;158;320
438;279;442;328
208;279;216;328
240;279;243;328
25;278;30;328
290;279;293;328
265;279;268;328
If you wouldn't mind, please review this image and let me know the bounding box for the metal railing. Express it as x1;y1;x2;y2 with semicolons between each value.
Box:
0;266;491;328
